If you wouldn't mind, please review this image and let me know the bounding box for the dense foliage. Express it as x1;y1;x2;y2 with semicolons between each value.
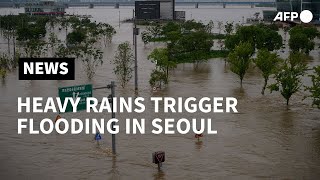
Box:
113;42;134;88
228;42;254;86
143;20;227;87
254;49;282;95
225;24;282;51
0;14;116;79
305;66;320;108
268;53;307;106
289;26;319;54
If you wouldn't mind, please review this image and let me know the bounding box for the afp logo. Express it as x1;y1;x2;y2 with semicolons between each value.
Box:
273;10;313;23
19;58;75;80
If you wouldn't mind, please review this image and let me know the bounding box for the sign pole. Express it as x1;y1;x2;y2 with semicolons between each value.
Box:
133;9;138;92
110;81;116;155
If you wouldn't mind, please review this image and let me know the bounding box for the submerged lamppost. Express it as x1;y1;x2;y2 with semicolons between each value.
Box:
133;9;139;92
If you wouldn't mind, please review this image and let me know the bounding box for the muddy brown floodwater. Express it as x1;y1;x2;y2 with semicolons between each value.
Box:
0;6;320;180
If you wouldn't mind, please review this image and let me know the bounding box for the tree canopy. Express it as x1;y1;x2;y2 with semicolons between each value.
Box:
225;25;282;51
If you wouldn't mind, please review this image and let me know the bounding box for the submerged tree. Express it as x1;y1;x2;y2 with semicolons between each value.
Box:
0;15;18;57
289;32;314;54
147;23;162;39
268;54;307;106
289;26;319;54
113;42;134;88
141;31;152;46
66;29;87;46
224;22;234;35
175;30;213;65
24;39;46;58
48;32;61;57
0;14;116;80
254;49;282;95
80;46;103;80
99;23;116;47
217;21;223;34
228;42;254;86
149;69;167;88
305;66;320;108
225;25;282;52
205;20;214;34
148;48;176;86
0;54;9;79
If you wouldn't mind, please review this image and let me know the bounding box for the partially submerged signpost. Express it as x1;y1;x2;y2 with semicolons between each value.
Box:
58;84;93;112
153;151;165;170
58;81;117;155
195;133;203;141
95;132;102;145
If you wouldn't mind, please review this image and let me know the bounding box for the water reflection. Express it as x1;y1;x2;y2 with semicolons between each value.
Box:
1;78;6;86
109;156;120;180
280;111;294;129
279;110;294;151
313;128;320;156
195;140;204;151
224;61;228;73
231;86;246;99
192;63;211;73
153;169;166;180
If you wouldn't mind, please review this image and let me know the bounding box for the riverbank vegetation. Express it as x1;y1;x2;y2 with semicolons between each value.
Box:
113;42;134;88
224;23;319;106
0;14;116;79
305;66;320;108
143;20;229;87
0;14;319;108
141;19;320;107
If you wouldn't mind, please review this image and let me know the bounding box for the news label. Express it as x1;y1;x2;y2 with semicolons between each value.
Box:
19;58;75;80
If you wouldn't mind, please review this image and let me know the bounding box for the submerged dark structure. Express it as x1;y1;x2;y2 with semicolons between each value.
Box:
135;0;176;20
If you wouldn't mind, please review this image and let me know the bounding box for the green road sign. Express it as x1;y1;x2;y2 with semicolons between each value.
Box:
58;84;92;113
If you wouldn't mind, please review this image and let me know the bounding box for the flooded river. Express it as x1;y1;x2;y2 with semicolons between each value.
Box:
0;6;320;179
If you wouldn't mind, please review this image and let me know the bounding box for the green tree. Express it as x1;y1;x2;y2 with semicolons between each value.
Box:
289;32;314;54
0;54;9;79
289;26;319;54
225;34;240;51
67;29;87;46
305;66;320;108
61;17;112;79
48;32;61;57
55;44;69;58
225;25;282;51
113;42;134;88
0;15;18;56
24;39;46;58
99;23;116;47
254;49;282;95
80;46;103;79
149;69;167;88
268;56;307;106
148;48;176;84
205;20;214;34
17;22;46;41
60;16;70;39
224;22;234;35
181;20;205;32
141;31;152;46
147;22;162;39
174;30;213;66
228;42;254;86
